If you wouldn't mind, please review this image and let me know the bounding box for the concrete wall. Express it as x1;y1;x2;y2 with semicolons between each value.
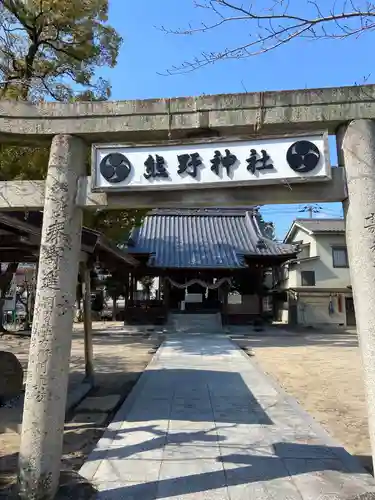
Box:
314;234;351;288
279;228;317;290
278;227;353;326
287;230;351;290
297;292;350;326
294;228;318;256
278;292;350;325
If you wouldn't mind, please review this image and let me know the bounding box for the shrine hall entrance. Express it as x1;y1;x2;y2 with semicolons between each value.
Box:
168;279;223;313
125;208;297;325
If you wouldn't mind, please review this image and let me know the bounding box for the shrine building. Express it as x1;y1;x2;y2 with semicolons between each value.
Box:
124;207;297;325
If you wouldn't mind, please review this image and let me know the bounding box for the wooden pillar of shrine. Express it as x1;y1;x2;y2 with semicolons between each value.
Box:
123;273;130;317
163;278;170;310
80;260;94;382
129;274;136;306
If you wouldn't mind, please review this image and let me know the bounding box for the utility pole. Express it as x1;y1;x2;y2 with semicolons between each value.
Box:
299;204;322;218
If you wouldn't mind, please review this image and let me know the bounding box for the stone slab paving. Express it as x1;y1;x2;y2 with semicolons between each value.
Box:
76;395;122;413
80;334;375;500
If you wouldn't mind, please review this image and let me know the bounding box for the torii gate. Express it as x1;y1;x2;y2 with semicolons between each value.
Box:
1;84;374;499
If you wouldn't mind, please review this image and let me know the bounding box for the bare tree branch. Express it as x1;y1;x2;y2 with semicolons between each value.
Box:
160;0;375;74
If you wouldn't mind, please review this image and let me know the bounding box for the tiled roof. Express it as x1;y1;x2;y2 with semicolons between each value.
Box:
295;218;345;234
127;208;296;269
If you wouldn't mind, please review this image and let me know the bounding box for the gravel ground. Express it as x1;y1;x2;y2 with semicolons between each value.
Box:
2;323;370;497
233;328;371;471
0;322;164;498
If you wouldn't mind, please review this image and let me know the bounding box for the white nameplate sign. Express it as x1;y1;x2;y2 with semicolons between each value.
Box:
91;134;330;192
185;294;203;303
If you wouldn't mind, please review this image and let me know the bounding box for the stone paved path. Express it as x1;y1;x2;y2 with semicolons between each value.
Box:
80;334;375;499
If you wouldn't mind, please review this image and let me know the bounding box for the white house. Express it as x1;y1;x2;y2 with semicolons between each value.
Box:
276;218;355;327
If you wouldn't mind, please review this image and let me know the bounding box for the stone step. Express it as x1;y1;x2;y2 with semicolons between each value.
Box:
169;313;223;333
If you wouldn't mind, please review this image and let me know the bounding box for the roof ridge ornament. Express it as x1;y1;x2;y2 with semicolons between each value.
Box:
256;238;268;249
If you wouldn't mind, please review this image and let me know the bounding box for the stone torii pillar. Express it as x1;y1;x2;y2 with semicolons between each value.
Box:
18;135;87;500
337;119;375;473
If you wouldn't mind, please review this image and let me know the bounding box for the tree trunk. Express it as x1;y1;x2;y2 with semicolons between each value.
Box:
0;263;18;332
81;262;94;381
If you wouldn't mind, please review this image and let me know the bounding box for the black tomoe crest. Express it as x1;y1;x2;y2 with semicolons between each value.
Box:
100;153;131;183
286;141;321;173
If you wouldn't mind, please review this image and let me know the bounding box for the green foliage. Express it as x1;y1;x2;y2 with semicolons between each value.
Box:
0;144;49;180
0;2;145;242
0;0;122;101
0;0;122;180
104;272;124;299
84;209;147;244
140;276;154;298
0;0;121;179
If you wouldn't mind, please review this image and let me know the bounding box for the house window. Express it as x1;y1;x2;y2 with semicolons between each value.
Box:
332;247;349;268
301;271;315;286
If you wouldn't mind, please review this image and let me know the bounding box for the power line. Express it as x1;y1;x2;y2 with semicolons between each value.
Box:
260;205;343;216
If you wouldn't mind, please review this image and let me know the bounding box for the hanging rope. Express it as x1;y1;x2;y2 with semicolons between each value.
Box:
166;277;232;290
